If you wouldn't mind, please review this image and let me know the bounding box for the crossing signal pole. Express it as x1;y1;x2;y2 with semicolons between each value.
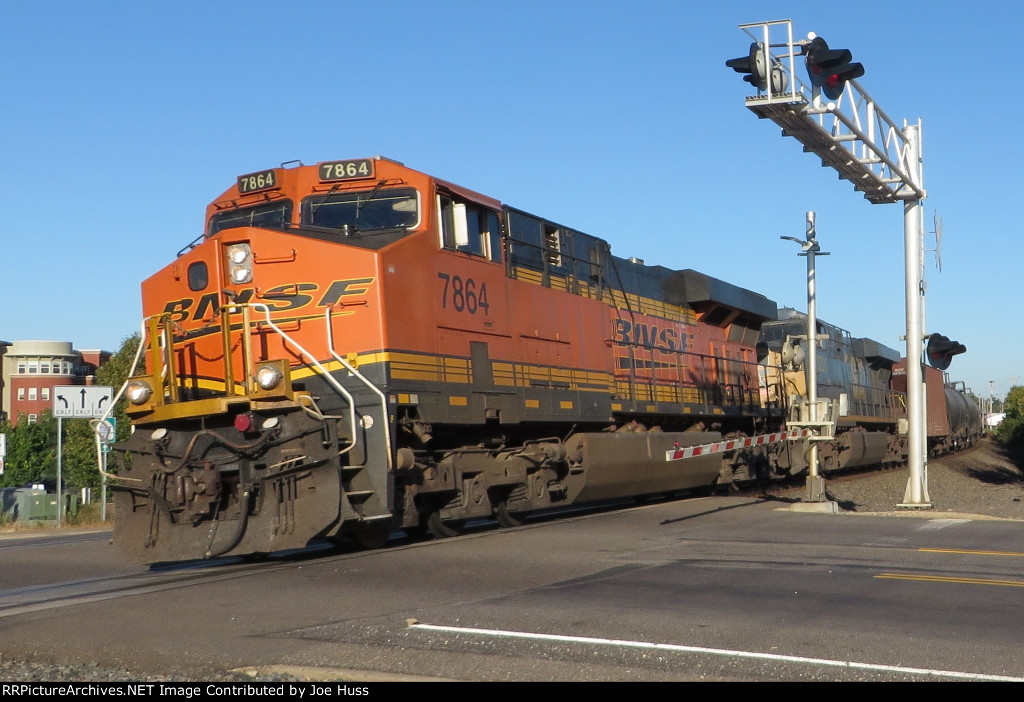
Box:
781;212;834;507
726;19;933;508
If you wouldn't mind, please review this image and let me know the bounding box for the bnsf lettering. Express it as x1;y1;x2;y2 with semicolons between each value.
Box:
163;297;195;324
317;278;375;306
160;277;374;323
261;283;316;311
614;319;687;352
195;289;257;319
164;290;259;322
192;292;219;320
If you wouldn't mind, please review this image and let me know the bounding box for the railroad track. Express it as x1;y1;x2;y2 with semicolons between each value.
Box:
0;442;993;611
0;546;336;620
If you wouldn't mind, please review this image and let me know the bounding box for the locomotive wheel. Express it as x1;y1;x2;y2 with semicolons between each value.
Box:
426;510;465;538
495;500;524;528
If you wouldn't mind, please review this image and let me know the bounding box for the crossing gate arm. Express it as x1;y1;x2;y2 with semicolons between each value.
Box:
665;429;813;462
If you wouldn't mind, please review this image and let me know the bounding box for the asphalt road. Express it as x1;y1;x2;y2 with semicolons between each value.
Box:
2;496;1024;682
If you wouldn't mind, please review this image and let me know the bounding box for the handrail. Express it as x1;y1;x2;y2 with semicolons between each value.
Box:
94;315;151;482
243;303;358;457
97;302;372;482
324;308;394;471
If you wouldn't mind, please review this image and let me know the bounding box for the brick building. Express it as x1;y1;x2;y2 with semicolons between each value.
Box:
0;340;111;425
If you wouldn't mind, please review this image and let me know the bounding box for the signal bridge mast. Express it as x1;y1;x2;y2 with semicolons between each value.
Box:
727;19;935;507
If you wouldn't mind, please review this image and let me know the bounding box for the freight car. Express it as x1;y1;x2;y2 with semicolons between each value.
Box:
892;362;983;456
104;156;977;563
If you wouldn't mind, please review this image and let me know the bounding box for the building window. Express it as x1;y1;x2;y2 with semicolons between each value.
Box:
41;388;50;401
27;360;38;374
27;414;37;425
28;388;37;401
17;360;26;374
52;361;61;374
17;388;25;401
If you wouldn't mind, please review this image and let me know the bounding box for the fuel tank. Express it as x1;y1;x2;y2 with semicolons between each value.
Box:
564;431;722;503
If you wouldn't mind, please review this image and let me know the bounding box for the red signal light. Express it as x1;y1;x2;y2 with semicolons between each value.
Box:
926;334;967;371
804;36;864;101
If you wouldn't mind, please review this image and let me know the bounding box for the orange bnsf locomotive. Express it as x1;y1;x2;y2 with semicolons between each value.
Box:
109;156;786;562
107;156;976;563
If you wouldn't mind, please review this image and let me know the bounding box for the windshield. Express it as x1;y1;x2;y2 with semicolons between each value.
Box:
207;201;293;237
301;187;419;232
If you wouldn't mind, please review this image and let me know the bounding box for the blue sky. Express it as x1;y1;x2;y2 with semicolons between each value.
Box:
2;1;1019;401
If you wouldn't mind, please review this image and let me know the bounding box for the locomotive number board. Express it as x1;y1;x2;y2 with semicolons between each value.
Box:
319;159;375;182
237;169;279;194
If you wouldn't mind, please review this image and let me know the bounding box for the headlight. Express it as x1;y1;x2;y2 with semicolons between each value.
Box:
227;244;250;264
230;266;252;283
226;243;252;284
255;364;283;390
125;380;153;405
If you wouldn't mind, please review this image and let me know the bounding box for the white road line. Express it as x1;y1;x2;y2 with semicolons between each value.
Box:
917;519;971;530
407;621;1024;682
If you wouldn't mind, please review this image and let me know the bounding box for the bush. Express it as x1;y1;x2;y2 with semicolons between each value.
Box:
995;386;1024;446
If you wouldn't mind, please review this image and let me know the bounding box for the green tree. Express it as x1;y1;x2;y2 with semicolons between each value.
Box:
0;412;58;488
62;417;104;490
995;386;1024;446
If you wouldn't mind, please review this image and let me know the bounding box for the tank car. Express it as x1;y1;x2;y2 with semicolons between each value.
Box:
892;362;983;456
107;156;787;563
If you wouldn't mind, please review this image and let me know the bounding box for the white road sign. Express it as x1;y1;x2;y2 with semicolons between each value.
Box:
53;385;114;418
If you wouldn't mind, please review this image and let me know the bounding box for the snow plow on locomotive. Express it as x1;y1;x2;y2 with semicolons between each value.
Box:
103;156;979;563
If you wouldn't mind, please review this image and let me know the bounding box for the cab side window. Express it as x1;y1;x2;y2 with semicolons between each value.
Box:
438;194;502;262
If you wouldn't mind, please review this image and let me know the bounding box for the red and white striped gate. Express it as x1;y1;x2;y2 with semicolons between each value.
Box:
665;428;813;462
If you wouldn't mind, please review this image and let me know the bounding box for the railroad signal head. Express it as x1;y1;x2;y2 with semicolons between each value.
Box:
727;43;768;91
803;36;864;101
726;42;787;93
926;333;967;370
781;338;806;371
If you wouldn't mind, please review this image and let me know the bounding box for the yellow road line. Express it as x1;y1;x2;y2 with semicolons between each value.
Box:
918;548;1024;557
876;573;1024;587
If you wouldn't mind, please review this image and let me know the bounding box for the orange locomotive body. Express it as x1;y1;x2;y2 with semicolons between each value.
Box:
111;156;782;562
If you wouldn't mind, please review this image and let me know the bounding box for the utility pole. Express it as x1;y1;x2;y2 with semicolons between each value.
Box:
781;211;834;506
